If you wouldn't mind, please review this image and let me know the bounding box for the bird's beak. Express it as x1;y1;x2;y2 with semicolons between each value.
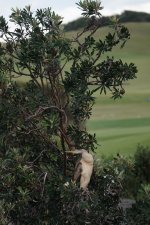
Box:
66;150;83;155
66;151;75;154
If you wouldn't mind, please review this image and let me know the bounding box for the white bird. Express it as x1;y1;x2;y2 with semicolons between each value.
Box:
67;149;94;190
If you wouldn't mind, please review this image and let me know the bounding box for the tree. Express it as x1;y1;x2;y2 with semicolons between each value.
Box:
0;1;137;224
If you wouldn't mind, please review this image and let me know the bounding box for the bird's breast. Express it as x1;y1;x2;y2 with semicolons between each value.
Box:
82;152;93;163
80;160;93;176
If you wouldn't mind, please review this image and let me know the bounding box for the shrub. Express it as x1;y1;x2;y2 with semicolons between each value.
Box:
134;145;150;183
94;154;139;197
60;174;125;225
126;184;150;225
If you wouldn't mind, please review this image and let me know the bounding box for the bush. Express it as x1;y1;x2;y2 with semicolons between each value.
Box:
94;147;150;198
93;149;150;225
126;184;150;225
60;174;125;225
94;154;139;197
134;145;150;183
0;82;126;224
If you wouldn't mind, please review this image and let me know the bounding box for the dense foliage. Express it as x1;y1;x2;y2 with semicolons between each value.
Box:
96;145;150;197
126;183;150;225
0;1;138;224
134;145;150;183
94;146;150;225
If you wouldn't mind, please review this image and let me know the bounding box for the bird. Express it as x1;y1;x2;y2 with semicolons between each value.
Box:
66;149;94;190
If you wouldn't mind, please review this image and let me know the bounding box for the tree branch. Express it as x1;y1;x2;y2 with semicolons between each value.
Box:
25;106;67;124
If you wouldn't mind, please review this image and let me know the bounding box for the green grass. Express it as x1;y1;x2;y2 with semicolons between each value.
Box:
85;23;150;157
87;117;150;157
88;117;150;129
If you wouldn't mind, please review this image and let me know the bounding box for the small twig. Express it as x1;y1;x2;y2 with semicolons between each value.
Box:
41;172;48;197
74;28;87;42
56;60;68;79
25;106;67;125
20;127;40;135
32;149;47;164
12;69;31;77
58;128;75;150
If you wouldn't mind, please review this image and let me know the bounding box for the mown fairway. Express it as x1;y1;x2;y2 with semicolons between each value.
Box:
86;23;150;157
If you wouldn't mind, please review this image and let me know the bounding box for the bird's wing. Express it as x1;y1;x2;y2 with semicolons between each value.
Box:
73;160;82;182
80;161;93;189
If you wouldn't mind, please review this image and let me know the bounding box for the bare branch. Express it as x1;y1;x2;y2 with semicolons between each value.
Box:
25;106;68;125
41;172;48;197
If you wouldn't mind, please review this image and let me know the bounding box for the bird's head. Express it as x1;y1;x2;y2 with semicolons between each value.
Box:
66;149;86;155
66;149;93;163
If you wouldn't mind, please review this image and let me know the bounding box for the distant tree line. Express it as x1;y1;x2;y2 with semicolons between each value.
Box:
120;10;150;22
64;10;150;31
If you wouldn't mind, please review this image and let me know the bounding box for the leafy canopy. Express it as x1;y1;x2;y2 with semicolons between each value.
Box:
0;1;137;224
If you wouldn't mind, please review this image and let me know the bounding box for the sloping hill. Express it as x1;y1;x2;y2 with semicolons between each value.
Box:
83;22;150;156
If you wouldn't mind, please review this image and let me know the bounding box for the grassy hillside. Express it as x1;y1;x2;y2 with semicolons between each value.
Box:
85;23;150;157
